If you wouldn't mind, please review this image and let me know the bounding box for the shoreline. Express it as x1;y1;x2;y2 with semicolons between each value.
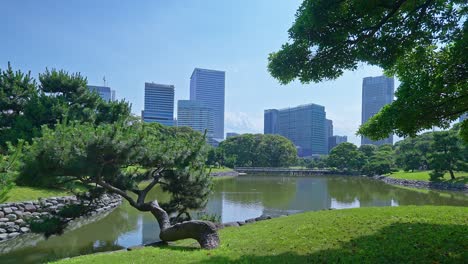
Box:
371;175;468;193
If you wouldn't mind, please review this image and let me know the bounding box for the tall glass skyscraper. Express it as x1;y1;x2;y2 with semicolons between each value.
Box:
361;76;394;146
88;85;113;101
142;82;174;126
190;68;225;139
264;109;279;134
177;100;214;137
264;104;327;157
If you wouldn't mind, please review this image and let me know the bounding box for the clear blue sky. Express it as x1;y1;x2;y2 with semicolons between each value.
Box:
1;0;387;145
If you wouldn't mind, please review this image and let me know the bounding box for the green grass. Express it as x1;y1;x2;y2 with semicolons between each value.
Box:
207;167;234;173
387;170;468;184
54;206;468;264
3;185;71;202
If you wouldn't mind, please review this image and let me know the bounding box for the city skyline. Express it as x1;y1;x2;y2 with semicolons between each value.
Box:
1;0;400;145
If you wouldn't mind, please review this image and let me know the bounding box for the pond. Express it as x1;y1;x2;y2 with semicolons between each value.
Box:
1;175;467;263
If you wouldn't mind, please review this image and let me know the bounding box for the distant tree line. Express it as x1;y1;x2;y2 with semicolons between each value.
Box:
206;134;297;168
297;124;467;180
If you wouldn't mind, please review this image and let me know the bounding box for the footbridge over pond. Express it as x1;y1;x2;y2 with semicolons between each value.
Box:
234;167;333;176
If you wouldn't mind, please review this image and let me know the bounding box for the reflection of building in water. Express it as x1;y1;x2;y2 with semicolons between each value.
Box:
206;192;264;223
204;191;223;220
287;178;331;211
331;198;360;209
141;214;159;245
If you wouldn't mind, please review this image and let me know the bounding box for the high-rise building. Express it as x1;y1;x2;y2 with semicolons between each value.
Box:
226;132;240;138
264;109;279;134
88;85;112;101
142;82;174;126
325;119;333;153
328;135;348;153
460;113;467;122
177;100;214;137
111;90;116;101
265;104;327;157
190;68;225;139
361;76;394;146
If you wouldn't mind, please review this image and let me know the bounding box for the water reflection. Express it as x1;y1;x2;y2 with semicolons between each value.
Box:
0;175;466;263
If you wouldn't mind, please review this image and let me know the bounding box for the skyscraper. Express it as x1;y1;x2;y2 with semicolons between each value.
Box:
177;100;214;137
361;76;394;146
88;85;112;101
264;109;279;134
325;119;333;153
142;82;174;126
265;104;327;157
190;68;225;139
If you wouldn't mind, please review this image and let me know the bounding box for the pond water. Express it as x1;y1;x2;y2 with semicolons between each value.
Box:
1;175;467;263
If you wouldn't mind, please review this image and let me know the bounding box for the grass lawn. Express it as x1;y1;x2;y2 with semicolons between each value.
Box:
207;167;234;173
2;185;71;202
54;206;468;264
387;170;468;184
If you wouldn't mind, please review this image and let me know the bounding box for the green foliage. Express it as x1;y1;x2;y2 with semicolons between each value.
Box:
53;206;468;264
362;144;395;176
268;0;468;142
327;142;365;174
218;134;297;167
28;215;66;238
0;63;131;148
429;130;468;180
18;121;212;227
0;141;23;202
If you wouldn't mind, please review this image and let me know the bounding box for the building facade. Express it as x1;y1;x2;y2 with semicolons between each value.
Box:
142;82;174;126
177;100;214;137
264;109;279;135
88;85;113;101
328;135;348;153
190;68;225;139
361;76;394;146
265;104;327;157
325;119;333;153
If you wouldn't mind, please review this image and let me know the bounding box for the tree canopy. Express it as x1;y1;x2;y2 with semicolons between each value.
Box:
0;63;131;149
218;134;297;167
17;121;219;249
268;0;467;141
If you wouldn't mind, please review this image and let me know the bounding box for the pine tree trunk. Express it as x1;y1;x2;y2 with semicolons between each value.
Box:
449;170;455;180
147;201;220;249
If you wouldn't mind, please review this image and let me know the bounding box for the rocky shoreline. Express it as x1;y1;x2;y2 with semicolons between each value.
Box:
372;175;468;192
0;193;122;243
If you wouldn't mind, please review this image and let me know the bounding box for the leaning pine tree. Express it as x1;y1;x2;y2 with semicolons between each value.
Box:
18;121;220;249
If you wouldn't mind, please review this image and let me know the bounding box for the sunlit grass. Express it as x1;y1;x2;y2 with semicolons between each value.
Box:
54;206;468;264
3;185;71;202
387;170;468;184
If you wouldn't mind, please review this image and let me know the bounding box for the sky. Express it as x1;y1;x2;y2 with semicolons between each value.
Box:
1;0;389;145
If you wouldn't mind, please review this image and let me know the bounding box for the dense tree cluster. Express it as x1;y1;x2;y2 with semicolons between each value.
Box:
268;0;468;142
211;134;297;168
321;125;466;179
17;121;219;248
0;63;131;149
0;63;219;249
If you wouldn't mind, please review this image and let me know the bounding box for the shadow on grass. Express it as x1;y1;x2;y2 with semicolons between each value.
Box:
181;223;467;263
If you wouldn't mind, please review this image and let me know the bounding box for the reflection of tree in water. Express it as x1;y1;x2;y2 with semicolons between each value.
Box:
213;176;298;209
0;205;138;264
327;176;468;207
327;177;393;205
